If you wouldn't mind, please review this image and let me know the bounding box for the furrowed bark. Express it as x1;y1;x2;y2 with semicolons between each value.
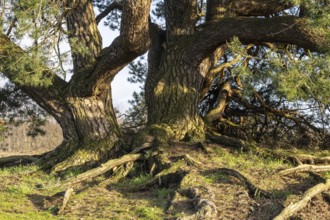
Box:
206;0;292;19
190;16;326;63
70;0;151;97
66;0;102;74
145;0;207;141
96;1;123;24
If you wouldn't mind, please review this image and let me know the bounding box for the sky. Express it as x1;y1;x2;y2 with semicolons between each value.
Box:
95;20;143;113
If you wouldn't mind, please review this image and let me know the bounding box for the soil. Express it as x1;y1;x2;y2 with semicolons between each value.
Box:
1;143;330;219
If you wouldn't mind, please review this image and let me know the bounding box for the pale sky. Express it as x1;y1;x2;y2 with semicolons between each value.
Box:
98;24;143;113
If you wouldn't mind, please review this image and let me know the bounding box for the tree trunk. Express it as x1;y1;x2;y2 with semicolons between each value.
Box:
44;87;121;172
145;50;205;141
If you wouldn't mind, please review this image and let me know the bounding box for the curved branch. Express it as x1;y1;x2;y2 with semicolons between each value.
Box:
206;0;292;20
95;1;123;24
228;0;292;16
0;33;68;119
190;16;326;62
70;0;151;96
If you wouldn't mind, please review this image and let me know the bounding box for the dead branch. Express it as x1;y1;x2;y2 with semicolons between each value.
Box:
273;179;330;220
62;153;142;186
207;130;330;167
279;164;330;176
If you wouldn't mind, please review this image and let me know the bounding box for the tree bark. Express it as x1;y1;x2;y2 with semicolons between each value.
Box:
146;56;205;141
0;0;151;171
145;0;326;142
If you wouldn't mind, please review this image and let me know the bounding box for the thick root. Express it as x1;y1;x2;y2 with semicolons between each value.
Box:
207;130;330;166
130;159;188;191
62;153;143;187
279;164;330;176
0;155;39;167
273;179;330;220
218;168;273;199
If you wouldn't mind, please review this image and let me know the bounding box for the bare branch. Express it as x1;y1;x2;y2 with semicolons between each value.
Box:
95;1;123;24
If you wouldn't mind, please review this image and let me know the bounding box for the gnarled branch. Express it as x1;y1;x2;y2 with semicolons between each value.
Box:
190;16;326;63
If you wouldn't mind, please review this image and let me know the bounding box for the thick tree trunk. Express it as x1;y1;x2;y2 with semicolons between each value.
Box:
145;51;205;141
44;87;121;172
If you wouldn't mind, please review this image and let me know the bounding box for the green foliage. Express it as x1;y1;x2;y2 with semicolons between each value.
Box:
123;56;148;131
208;35;330;148
0;0;69;81
277;53;330;104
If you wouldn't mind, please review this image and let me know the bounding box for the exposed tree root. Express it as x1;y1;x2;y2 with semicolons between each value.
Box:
62;153;143;186
207;130;330;166
0;155;39;167
43;188;74;215
279;164;330;176
58;188;74;215
217;168;273;199
131;159;188;191
273;179;330;220
206;131;246;149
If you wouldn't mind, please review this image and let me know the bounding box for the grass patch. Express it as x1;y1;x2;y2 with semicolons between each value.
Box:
133;206;163;220
116;173;153;188
212;147;289;173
